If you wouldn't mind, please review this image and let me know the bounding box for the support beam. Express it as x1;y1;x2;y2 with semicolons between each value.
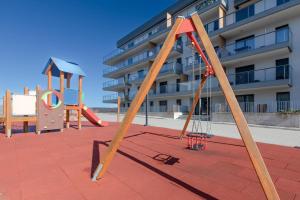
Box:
92;17;185;181
191;13;279;200
60;71;64;94
180;77;207;138
23;87;29;133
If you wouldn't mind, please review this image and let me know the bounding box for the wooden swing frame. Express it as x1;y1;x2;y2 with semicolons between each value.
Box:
92;13;280;200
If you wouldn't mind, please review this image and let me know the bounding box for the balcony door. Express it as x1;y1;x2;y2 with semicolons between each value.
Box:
236;94;254;112
276;58;289;80
276;25;289;44
235;35;255;53
159;100;168;112
235;65;254;85
236;4;254;22
276;92;290;112
159;81;168;94
277;0;290;6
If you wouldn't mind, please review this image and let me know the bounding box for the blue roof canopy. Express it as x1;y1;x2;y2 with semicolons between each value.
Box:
42;57;86;78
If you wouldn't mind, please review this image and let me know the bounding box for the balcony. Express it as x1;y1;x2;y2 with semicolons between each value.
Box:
103;79;126;91
102;93;125;104
103;0;227;65
219;29;292;65
148;66;291;98
103;43;183;78
157;62;183;79
103;48;158;78
128;71;148;85
204;0;299;36
103;20;172;66
184;59;207;73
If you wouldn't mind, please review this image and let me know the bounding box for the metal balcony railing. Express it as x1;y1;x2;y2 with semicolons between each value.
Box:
204;0;294;34
218;29;291;59
103;93;124;102
128;71;148;84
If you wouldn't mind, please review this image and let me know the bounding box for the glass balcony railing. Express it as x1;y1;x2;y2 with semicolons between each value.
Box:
128;71;148;84
103;18;172;63
103;93;124;102
204;0;294;34
219;29;291;59
147;66;291;97
103;79;125;89
159;62;183;75
103;0;228;63
103;48;158;76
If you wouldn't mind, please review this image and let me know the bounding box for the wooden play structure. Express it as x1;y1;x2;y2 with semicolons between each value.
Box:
0;57;108;137
92;13;280;200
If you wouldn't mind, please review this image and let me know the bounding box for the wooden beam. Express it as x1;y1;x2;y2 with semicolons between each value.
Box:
60;71;64;94
180;77;207;138
5;90;12;138
23;87;29;133
66;73;71;128
36;85;41;134
191;13;279;200
92;17;185;181
47;70;52;106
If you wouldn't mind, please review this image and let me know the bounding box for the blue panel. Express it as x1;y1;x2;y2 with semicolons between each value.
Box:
64;88;79;105
42;57;87;78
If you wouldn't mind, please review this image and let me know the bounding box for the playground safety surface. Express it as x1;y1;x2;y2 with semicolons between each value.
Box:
0;122;299;200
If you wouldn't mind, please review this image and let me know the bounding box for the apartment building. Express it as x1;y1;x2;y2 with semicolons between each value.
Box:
102;0;300;121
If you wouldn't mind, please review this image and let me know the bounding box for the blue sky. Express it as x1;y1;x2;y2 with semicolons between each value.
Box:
0;0;176;107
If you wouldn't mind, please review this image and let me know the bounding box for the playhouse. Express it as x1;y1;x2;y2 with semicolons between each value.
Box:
0;57;108;137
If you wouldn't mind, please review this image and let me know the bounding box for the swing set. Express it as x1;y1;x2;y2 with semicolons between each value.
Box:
93;13;280;200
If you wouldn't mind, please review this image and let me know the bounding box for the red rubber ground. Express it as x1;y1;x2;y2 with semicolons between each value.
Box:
0;122;299;200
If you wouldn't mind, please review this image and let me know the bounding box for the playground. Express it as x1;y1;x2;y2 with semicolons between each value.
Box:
0;12;299;200
0;122;299;200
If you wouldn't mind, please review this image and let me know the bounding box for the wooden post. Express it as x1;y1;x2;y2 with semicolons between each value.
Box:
191;13;279;200
92;17;184;181
66;74;71;128
47;70;52;106
117;96;121;122
5;90;12;138
36;85;41;135
60;71;64;94
78;75;83;130
23;87;29;133
180;77;207;137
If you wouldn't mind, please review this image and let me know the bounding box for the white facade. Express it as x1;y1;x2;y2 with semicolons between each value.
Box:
103;0;300;116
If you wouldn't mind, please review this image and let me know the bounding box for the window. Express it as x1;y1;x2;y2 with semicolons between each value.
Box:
176;79;181;92
235;65;255;84
138;70;145;78
236;94;254;112
128;42;134;48
235;35;255;53
159;82;168;94
159;100;168;112
276;58;289;80
276;25;289;43
195;75;200;80
128;57;133;65
176;99;181;106
236;4;254;22
150;101;154;112
276;92;290;112
277;0;290;6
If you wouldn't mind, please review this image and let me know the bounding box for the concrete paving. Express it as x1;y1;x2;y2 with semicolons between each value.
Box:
97;113;300;147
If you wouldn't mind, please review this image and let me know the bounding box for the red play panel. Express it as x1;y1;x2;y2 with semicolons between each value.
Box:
0;122;299;200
